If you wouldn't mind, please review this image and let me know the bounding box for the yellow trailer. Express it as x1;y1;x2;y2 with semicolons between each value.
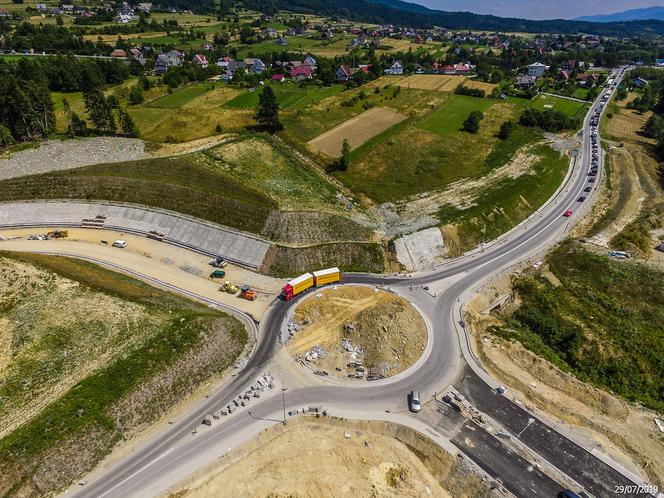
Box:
282;272;315;300
313;267;341;286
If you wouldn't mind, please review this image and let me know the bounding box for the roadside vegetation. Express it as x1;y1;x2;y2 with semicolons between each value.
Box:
491;241;664;413
0;252;247;496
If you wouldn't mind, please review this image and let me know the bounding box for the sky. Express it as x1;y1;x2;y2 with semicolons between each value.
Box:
415;0;664;19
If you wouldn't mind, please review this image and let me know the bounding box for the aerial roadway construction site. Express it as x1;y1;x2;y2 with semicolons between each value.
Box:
1;9;664;498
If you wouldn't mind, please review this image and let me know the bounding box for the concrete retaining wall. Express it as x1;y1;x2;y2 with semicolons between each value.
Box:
0;201;270;269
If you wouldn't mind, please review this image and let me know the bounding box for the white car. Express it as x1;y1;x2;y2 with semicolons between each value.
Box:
112;240;127;248
409;391;421;413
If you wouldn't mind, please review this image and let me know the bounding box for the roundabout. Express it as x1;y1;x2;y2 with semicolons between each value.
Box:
283;284;429;382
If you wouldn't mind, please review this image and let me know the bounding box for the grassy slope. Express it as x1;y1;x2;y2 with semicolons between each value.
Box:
0;157;277;234
493;241;664;413
337;95;523;202
0;252;247;496
438;141;568;252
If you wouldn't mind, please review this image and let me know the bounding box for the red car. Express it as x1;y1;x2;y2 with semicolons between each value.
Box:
563;210;573;217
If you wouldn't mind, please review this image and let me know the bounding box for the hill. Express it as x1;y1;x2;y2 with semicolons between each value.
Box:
575;6;664;23
240;0;664;35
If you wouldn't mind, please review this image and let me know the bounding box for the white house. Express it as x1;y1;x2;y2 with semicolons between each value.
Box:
527;62;547;78
384;60;403;75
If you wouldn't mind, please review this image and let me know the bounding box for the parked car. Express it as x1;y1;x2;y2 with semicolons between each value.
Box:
563;210;573;217
584;187;592;192
409;391;421;413
588;178;596;183
557;490;581;498
112;240;127;248
577;196;586;202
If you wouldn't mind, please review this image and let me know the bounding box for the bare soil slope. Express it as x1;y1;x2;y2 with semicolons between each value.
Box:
164;417;497;498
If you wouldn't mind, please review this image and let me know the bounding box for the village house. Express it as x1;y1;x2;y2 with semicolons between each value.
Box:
244;58;266;74
527;62;547;78
632;77;649;88
110;48;127;58
271;73;285;83
336;64;351;82
515;74;537;89
192;54;209;68
154;52;181;75
384;60;403;75
290;64;313;81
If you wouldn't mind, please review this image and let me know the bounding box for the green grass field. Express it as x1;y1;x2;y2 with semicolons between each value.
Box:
336;95;522;202
146;83;211;109
417;94;495;136
529;94;589;117
224;83;342;110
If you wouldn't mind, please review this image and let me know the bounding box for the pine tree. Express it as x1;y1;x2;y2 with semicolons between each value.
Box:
339;139;351;171
254;86;282;132
68;112;88;137
83;85;116;134
118;108;139;137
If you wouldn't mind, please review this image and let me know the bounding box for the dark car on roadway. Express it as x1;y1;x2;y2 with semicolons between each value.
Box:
577;196;586;202
584;187;592;192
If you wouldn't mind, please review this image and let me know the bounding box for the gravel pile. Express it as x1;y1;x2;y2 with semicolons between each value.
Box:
0;137;149;180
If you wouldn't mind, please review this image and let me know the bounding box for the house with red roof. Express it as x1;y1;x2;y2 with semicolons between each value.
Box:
453;63;472;74
192;54;209;68
110;48;127;58
272;73;285;82
290;64;313;81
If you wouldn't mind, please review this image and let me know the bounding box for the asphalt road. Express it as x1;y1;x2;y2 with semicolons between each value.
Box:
34;67;653;498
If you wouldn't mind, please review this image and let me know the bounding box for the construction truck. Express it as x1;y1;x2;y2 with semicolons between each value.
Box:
210;269;226;279
220;281;239;294
281;267;341;300
46;230;68;239
240;285;257;301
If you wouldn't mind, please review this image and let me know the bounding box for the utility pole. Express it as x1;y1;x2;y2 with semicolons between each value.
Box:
281;372;287;425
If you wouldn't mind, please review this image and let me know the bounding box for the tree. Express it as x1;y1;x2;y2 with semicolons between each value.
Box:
643;115;664;139
118;108;139;137
462;110;484;133
254;86;282;131
67;112;87;137
83;85;116;133
339;139;350;171
128;84;144;105
0;124;14;147
498;120;514;140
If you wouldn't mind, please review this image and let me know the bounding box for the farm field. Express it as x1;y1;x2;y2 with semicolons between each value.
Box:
0;252;246;496
528;93;589;117
282;78;445;144
307;107;406;157
337;95;523;202
418;94;495;136
146;83;211;109
224;83;342;110
397;74;464;92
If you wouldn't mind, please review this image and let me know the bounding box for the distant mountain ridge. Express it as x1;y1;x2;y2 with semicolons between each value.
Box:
575;6;664;22
240;0;664;36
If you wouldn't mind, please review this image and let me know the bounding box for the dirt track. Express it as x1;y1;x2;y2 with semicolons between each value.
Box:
0;227;281;319
307;107;406;157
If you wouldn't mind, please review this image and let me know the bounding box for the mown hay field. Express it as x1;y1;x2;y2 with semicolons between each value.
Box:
307;107;407;157
397;74;464;92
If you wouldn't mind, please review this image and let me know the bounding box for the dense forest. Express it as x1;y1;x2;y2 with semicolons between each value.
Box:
237;0;664;36
0;57;133;145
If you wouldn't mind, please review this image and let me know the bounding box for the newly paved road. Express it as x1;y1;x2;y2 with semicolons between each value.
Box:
16;67;652;498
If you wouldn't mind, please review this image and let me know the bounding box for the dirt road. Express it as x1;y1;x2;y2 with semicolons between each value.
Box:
0;228;282;320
